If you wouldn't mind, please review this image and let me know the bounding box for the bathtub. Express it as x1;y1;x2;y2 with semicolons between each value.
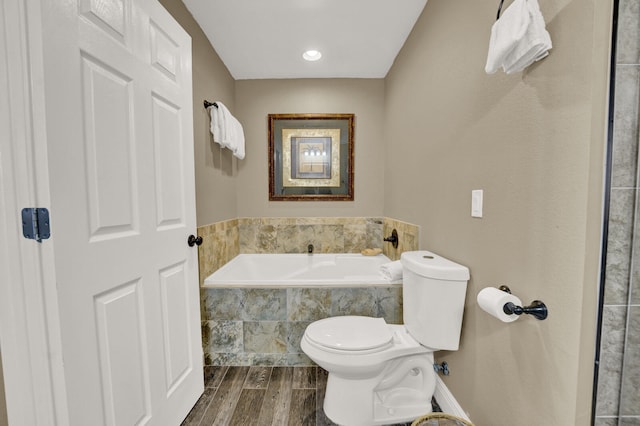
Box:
203;253;401;287
201;253;403;366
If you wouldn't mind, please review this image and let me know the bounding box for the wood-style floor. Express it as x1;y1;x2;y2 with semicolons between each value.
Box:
181;366;431;426
181;366;332;426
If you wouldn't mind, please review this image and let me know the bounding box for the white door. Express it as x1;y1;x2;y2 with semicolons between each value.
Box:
40;0;203;424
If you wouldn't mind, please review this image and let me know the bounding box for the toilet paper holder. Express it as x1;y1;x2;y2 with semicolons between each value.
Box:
498;286;548;320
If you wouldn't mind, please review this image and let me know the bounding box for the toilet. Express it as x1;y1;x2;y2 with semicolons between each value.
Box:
301;250;470;426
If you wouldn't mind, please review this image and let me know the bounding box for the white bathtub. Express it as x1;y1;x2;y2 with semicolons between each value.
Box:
203;253;401;288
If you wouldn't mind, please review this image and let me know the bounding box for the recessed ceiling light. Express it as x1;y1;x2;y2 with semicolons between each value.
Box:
303;50;322;61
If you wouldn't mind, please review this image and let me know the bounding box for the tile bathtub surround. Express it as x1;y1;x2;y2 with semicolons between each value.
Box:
383;218;420;261
238;217;385;254
196;216;418;367
201;286;403;366
197;217;420;283
197;219;240;286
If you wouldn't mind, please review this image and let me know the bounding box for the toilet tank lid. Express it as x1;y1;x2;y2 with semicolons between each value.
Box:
401;251;470;281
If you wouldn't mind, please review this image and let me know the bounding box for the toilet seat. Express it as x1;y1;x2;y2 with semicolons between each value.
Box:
305;316;393;353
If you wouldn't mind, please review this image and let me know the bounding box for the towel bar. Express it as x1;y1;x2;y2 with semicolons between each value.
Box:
204;100;218;109
496;0;507;19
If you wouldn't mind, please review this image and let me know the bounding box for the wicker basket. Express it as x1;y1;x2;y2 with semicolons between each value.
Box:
411;412;475;426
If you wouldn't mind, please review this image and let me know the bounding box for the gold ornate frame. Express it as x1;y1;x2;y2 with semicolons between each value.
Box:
268;114;354;201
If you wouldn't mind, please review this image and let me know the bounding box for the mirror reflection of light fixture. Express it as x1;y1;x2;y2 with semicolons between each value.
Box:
303;146;326;157
303;50;322;61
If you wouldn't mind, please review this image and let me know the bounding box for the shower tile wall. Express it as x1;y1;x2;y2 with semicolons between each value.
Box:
196;216;420;367
595;1;640;424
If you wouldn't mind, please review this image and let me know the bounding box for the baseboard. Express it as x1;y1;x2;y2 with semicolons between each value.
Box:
434;375;472;422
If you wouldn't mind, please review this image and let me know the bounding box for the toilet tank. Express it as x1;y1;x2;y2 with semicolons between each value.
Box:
401;251;470;351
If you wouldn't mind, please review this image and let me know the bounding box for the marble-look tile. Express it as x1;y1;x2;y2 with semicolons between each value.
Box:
207;352;289;367
330;288;378;317
328;286;401;321
617;0;640;64
604;189;635;305
203;320;244;353
611;66;640;188
286;353;314;366
620;306;640;416
250;353;288;366
596;306;628;416
237;226;255;253
256;225;278;253
343;219;383;253
242;289;287;321
202;288;243;320
244;321;287;354
631;195;640;304
375;287;403;323
277;224;345;254
237;217;389;255
383;218;420;260
197;219;240;285
287;288;331;321
286;321;312;353
238;219;277;254
205;352;253;366
343;224;370;253
227;225;240;260
276;225;309;253
594;417;619;426
633;274;640;306
317;225;346;253
366;220;384;248
620;417;640;426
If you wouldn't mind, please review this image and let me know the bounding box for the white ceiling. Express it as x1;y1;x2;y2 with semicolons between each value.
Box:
181;0;428;80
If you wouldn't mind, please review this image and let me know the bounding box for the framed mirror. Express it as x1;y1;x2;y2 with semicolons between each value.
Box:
268;113;354;201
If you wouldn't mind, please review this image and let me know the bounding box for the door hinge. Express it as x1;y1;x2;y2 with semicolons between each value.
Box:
21;208;51;243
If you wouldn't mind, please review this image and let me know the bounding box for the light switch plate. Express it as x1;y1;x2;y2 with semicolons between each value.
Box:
472;190;483;218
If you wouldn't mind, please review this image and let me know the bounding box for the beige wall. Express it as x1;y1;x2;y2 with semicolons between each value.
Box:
235;79;386;217
158;0;237;226
162;0;614;422
0;348;6;426
384;1;612;425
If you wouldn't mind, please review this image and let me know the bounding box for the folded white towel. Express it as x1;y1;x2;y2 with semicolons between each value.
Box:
209;102;228;149
209;101;245;159
229;114;245;160
209;106;224;148
380;260;403;281
485;0;551;74
502;0;552;74
485;0;530;74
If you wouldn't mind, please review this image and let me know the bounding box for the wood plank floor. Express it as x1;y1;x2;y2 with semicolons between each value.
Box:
182;366;438;426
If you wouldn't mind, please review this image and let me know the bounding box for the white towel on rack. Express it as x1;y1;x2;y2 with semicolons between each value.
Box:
379;260;403;281
502;0;552;74
209;103;229;149
485;0;551;74
209;101;245;159
485;0;530;74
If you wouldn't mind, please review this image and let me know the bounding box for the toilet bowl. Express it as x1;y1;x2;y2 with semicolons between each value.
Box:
301;251;470;426
302;316;436;425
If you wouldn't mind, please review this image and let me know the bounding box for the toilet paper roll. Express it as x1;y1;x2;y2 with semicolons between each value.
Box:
477;287;523;323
